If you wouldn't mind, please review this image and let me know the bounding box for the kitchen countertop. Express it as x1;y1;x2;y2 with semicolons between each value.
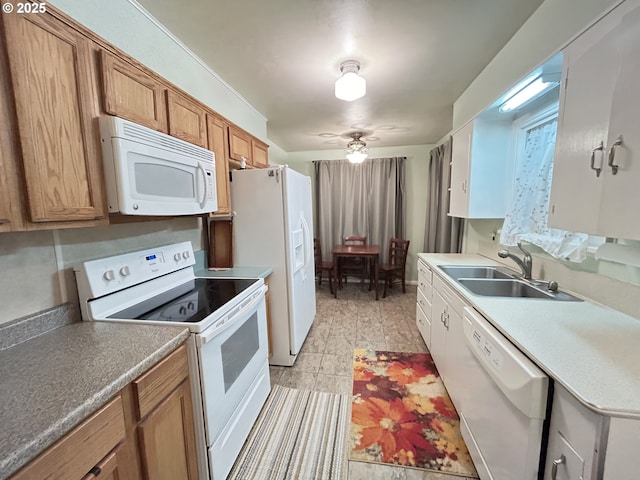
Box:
195;265;273;279
0;321;190;479
418;253;640;418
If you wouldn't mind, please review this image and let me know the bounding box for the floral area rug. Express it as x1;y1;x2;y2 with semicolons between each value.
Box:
349;349;478;478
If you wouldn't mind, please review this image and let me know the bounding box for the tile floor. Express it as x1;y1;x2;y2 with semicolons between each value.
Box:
269;281;472;480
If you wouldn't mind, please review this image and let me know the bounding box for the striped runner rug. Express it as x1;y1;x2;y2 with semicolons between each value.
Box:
228;385;350;480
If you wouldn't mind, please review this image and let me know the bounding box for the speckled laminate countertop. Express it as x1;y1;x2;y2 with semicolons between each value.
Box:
418;253;640;418
0;321;190;480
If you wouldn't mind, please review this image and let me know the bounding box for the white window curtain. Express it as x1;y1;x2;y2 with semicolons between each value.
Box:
500;112;589;262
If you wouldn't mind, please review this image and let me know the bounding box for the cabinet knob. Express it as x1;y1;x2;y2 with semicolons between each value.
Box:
551;454;566;480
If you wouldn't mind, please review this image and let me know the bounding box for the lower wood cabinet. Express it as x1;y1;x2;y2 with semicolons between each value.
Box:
10;343;198;480
132;344;198;480
137;380;198;480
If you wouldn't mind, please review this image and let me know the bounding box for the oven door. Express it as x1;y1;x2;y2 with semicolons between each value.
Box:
196;285;269;444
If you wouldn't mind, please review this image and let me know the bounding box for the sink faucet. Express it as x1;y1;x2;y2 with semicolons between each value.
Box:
498;242;532;280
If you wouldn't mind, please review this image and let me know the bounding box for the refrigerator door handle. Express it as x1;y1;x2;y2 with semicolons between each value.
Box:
301;215;313;279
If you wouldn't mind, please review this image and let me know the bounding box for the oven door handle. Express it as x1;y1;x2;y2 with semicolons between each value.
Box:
198;284;267;346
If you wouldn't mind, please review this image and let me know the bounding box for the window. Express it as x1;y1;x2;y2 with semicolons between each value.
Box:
500;103;597;262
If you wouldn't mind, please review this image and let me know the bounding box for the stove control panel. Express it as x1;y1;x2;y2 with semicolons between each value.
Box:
75;241;196;299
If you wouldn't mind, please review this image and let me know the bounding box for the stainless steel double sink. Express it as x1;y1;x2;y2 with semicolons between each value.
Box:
438;265;582;301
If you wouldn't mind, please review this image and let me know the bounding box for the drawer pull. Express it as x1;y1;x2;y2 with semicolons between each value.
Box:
88;466;101;476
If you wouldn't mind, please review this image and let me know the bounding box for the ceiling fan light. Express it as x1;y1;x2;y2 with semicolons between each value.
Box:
335;61;366;101
345;132;368;163
346;151;367;163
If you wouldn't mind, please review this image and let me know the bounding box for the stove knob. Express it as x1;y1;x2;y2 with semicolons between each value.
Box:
119;266;130;277
187;301;195;311
182;251;190;260
174;253;181;262
179;306;187;316
103;270;115;281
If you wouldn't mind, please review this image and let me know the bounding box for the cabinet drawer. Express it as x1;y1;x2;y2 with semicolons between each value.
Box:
417;260;432;286
417;267;432;300
417;288;432;322
11;396;125;480
433;273;466;315
416;301;431;349
133;343;189;420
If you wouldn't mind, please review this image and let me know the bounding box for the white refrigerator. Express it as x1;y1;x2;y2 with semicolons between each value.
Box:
230;166;316;366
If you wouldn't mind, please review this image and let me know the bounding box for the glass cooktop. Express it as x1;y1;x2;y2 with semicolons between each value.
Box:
109;278;258;324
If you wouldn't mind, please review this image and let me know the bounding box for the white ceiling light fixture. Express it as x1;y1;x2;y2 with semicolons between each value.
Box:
499;74;559;113
345;132;368;163
335;60;366;102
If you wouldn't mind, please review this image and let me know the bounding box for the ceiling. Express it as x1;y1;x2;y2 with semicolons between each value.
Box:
137;0;545;152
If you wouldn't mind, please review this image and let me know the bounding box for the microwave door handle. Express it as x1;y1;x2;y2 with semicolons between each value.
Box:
197;162;208;209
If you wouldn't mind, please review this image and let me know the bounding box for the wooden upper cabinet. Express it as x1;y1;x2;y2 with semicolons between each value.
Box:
252;139;269;168
2;12;107;223
206;114;231;214
166;90;207;148
100;50;168;132
227;125;253;165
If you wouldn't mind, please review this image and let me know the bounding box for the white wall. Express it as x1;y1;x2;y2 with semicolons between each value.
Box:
453;0;622;131
285;145;433;283
49;0;269;142
0;218;203;324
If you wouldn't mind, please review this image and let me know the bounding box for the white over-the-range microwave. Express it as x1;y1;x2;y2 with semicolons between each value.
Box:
99;115;218;216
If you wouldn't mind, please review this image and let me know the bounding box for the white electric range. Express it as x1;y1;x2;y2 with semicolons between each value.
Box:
75;241;270;480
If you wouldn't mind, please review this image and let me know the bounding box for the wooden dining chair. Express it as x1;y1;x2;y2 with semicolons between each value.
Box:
339;235;368;288
313;238;335;294
379;238;410;298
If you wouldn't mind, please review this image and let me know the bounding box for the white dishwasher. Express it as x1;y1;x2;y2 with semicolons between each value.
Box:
460;307;549;480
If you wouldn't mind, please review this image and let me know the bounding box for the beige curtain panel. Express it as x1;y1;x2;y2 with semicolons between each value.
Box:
424;138;463;253
313;157;406;264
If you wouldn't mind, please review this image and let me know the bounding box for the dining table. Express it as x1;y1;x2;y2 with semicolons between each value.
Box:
331;244;381;300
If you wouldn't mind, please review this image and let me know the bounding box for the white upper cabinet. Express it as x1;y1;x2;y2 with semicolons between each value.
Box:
549;0;640;240
449;117;511;219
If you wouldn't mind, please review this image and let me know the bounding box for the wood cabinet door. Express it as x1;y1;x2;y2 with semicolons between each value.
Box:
206;114;231;214
166;90;207;148
227;125;252;165
137;380;198;480
252;139;269;168
101;50;168;132
0;140;15;230
2;12;106;223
